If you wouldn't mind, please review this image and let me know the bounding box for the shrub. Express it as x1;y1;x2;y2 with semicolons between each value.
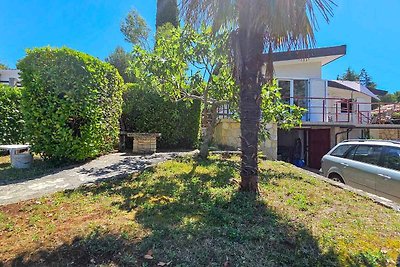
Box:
17;47;124;161
121;84;201;149
0;84;24;145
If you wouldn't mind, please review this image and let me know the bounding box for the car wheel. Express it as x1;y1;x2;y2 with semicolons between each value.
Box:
329;173;344;184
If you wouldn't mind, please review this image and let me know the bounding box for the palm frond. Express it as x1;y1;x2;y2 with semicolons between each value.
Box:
181;0;336;51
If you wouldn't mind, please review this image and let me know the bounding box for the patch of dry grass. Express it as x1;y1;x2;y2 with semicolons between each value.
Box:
0;156;399;266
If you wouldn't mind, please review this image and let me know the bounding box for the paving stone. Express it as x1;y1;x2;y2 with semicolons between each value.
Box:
0;151;196;205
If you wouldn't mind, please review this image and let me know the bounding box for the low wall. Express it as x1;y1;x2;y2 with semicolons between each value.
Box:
213;118;278;160
213;119;241;150
370;128;400;140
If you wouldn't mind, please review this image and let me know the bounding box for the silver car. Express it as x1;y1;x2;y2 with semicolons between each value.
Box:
321;140;400;203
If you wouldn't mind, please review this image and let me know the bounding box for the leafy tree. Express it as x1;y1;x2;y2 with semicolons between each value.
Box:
359;68;377;90
131;25;304;159
0;62;8;70
337;67;359;81
132;25;235;158
105;46;133;83
337;67;377;90
379;93;397;103
156;0;179;28
120;9;150;47
181;0;333;192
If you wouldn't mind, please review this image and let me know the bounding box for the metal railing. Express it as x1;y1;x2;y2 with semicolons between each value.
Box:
217;97;400;125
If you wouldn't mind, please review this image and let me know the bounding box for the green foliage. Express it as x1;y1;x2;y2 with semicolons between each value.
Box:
105;46;134;83
120;9;150;47
359;68;377;90
156;0;179;28
122;84;201;149
131;25;303;149
17;47;124;161
338;67;377;90
259;81;305;141
0;62;8;70
337;67;359;81
132;25;235;106
0;85;25;145
130;25;236;155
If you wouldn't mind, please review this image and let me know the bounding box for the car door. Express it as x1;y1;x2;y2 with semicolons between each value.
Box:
341;145;383;195
376;146;400;202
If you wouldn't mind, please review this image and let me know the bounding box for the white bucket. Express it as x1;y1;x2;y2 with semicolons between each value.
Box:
11;153;33;169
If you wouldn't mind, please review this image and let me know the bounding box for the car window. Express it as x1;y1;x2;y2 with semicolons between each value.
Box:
330;144;354;158
353;145;383;165
381;146;400;171
345;145;357;159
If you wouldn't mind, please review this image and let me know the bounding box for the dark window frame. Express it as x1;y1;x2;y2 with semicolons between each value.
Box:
340;99;353;113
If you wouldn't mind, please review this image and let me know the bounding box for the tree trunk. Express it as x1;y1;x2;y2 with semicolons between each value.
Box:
237;3;265;193
199;103;219;159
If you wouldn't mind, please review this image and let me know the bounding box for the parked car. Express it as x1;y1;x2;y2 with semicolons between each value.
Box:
321;140;400;203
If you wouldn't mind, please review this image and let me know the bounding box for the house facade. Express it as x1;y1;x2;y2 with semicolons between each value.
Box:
0;69;21;87
213;45;398;169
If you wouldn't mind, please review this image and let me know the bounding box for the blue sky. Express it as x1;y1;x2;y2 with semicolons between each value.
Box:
0;0;399;91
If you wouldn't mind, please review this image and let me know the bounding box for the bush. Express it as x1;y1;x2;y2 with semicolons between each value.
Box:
0;85;25;145
121;84;201;149
17;47;124;161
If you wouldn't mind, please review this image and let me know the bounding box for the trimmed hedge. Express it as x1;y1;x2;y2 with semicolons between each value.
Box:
122;84;201;149
17;47;124;161
0;84;25;145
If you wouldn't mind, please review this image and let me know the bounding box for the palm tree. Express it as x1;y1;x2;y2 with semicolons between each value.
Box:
181;0;335;193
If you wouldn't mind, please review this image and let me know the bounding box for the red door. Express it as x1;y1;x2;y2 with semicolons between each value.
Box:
308;129;331;169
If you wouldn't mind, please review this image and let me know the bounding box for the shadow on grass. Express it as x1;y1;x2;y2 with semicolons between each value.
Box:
0;159;82;186
5;157;391;266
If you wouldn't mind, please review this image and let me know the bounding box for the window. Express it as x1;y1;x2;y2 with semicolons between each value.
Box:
293;80;308;109
381;146;400;171
330;144;354;158
353;145;383;165
340;99;353;113
278;80;291;104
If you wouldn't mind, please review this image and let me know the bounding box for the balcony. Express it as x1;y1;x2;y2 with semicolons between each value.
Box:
217;98;400;127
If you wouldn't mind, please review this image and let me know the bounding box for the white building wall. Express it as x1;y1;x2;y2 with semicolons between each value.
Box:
274;61;322;79
308;79;327;122
0;70;20;86
327;87;372;124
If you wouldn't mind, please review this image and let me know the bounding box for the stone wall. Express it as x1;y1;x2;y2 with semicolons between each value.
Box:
213;119;241;150
213;118;278;160
370;128;400;140
260;123;278;160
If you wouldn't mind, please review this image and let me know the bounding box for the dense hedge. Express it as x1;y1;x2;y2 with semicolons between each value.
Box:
0;85;24;145
122;84;201;149
17;47;124;161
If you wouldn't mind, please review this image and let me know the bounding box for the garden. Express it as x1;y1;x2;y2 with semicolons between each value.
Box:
1;155;399;266
0;0;400;266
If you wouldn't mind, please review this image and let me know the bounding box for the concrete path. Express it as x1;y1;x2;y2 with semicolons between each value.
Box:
0;152;194;205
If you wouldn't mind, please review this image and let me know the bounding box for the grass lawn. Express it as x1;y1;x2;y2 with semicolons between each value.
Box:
0;155;399;266
0;155;75;186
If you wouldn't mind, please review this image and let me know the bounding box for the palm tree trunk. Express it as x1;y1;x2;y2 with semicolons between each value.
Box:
237;2;265;193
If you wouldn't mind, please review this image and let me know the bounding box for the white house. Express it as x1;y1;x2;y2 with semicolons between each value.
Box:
214;45;397;169
0;69;21;87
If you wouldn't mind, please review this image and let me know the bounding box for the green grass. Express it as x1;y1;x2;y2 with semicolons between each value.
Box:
0;155;399;266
